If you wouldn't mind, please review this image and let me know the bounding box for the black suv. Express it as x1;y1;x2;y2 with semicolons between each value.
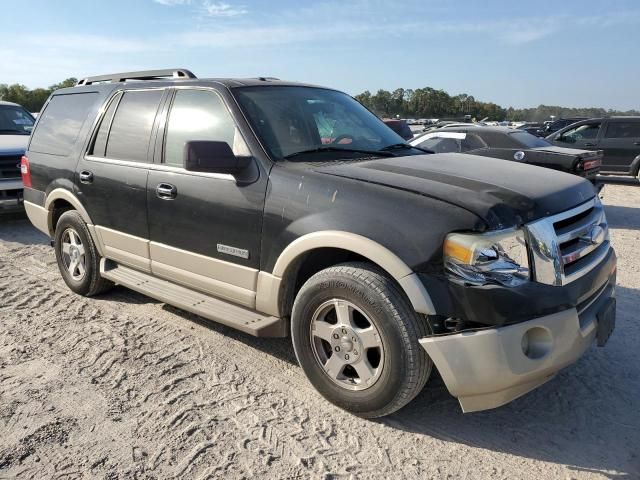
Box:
536;117;588;137
23;69;617;417
547;117;640;178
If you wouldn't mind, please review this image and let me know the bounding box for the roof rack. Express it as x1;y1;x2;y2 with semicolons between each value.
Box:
256;77;280;81
76;68;196;86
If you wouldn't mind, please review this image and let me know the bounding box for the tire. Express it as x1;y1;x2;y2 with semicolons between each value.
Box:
291;262;432;418
54;210;113;296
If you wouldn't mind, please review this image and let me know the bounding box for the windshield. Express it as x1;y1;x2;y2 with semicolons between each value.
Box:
0;105;35;135
233;86;405;160
509;131;551;148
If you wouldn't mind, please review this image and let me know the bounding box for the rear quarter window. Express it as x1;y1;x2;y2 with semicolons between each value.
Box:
29;93;99;156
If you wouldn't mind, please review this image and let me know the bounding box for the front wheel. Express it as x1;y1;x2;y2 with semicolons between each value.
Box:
291;262;432;418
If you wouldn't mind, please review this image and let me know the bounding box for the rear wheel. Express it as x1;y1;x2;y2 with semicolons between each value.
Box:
54;210;113;296
291;262;432;418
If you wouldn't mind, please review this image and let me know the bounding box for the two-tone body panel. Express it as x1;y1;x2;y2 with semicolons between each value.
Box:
23;74;617;413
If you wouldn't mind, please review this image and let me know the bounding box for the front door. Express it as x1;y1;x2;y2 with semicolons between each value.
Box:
553;121;603;152
78;88;167;272
147;88;268;308
597;120;640;173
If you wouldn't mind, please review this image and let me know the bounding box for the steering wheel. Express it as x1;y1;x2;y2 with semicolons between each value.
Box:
331;134;355;145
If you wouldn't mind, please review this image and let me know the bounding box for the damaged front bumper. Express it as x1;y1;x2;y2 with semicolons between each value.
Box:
419;277;616;413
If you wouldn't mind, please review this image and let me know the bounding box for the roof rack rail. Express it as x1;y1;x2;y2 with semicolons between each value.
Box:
76;68;196;86
256;77;281;81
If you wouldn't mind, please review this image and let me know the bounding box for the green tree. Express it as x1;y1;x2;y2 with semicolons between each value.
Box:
0;77;77;112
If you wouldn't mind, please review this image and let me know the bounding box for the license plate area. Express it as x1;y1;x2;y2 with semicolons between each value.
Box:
596;298;616;347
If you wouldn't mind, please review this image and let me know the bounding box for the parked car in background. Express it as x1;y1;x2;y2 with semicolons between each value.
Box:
516;122;543;136
410;126;602;186
547;117;640;178
422;121;478;133
0;100;35;210
382;118;413;140
535;117;587;137
22;68;616;417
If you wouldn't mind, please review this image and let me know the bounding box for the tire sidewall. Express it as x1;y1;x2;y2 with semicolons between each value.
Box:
291;269;411;414
54;212;98;295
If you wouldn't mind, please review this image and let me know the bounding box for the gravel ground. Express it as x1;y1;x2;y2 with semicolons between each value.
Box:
0;180;638;479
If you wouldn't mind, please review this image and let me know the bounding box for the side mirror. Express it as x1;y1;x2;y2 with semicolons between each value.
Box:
184;141;249;174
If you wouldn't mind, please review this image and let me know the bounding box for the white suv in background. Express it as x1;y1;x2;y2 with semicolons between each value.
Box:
0;100;35;209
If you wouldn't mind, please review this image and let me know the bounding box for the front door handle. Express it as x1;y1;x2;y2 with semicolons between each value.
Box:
156;183;177;200
79;170;94;184
634;141;640;146
585;143;597;147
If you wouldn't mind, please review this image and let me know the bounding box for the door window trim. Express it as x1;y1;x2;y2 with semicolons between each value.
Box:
84;87;168;164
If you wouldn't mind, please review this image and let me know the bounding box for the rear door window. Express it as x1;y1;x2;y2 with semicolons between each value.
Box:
29;93;99;156
604;121;640;139
105;90;163;162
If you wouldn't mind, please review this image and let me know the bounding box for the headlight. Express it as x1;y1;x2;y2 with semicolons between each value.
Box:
443;229;530;287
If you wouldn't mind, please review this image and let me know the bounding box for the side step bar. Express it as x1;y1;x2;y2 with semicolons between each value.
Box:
100;260;287;337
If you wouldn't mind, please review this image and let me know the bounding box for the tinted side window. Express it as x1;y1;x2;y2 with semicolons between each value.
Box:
106;90;163;162
164;89;247;167
560;123;601;141
91;93;122;157
604;121;640;139
418;137;461;153
461;133;487;151
30;93;98;156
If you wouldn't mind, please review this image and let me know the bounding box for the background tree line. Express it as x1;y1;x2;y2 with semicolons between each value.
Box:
355;87;640;122
0;78;77;112
1;79;638;121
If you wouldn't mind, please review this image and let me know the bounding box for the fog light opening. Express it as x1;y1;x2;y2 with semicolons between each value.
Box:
521;327;552;359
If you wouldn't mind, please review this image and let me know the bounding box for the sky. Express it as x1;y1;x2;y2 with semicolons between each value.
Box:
2;0;640;110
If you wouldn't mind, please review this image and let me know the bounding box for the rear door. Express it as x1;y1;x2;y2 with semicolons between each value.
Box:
597;119;640;173
78;88;167;272
146;87;268;308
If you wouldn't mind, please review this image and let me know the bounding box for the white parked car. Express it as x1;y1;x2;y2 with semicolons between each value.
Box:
0;101;35;209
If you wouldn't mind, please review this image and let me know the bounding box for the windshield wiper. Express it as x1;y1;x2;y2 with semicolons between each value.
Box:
380;143;434;154
283;146;394;160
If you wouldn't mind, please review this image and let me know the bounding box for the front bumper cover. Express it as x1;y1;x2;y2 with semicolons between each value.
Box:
419;276;615;413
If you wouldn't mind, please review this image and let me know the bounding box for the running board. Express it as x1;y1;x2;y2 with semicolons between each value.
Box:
100;259;287;337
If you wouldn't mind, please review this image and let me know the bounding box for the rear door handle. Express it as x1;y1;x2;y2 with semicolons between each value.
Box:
156;183;177;200
585;143;597;147
79;171;94;184
634;141;640;146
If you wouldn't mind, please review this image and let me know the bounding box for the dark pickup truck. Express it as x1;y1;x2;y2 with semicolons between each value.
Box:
410;126;602;186
22;69;616;417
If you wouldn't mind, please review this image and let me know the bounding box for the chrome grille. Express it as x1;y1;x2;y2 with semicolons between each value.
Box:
0;155;22;180
526;198;610;286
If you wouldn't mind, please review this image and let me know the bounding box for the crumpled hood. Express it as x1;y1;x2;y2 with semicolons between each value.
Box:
0;135;29;154
314;153;596;230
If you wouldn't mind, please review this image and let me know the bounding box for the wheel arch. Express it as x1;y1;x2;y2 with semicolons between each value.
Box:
256;231;436;318
44;188;93;234
630;154;640;177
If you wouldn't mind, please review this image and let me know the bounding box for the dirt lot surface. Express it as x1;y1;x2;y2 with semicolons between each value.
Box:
0;180;639;479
